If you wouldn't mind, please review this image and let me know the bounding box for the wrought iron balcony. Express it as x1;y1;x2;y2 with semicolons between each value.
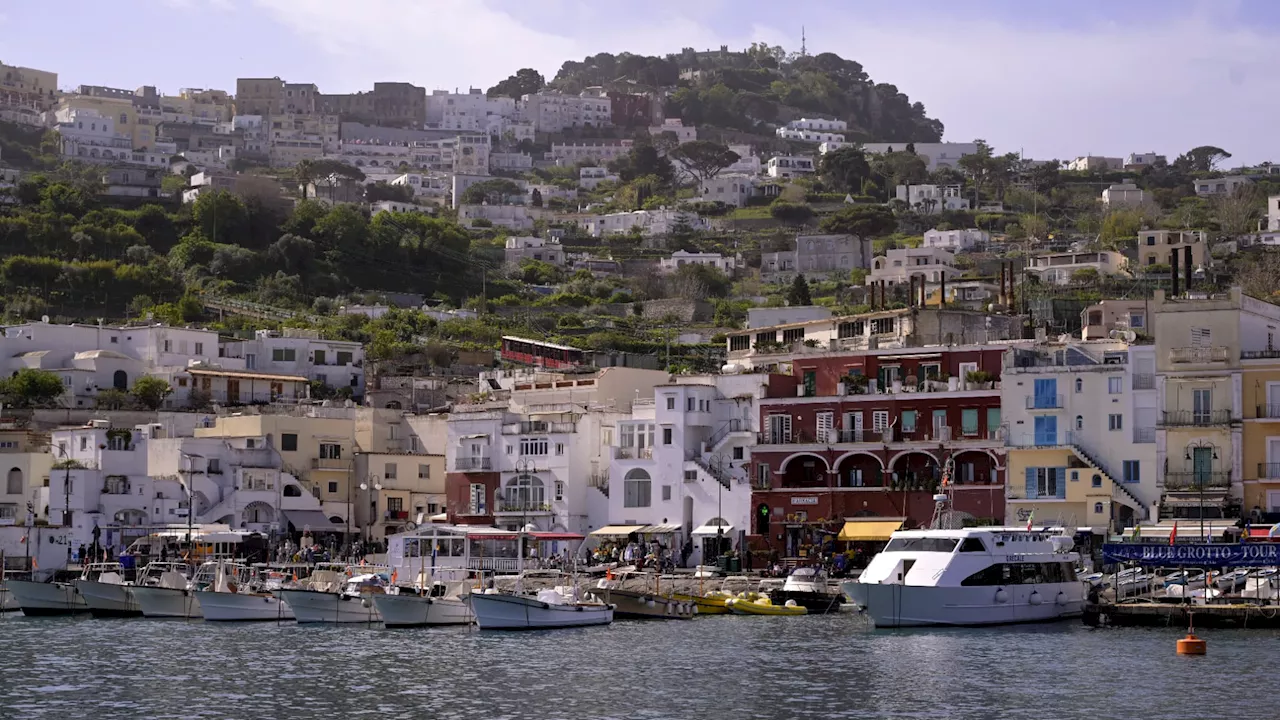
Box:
454;457;492;471
1132;374;1155;390
1169;346;1229;364
1026;394;1064;410
1163;471;1231;490
1159;410;1233;426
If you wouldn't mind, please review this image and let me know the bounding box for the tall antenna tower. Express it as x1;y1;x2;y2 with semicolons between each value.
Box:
801;26;808;57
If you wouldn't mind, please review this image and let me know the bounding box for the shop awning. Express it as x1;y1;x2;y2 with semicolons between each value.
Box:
590;525;646;537
529;532;585;541
691;523;734;536
281;509;346;533
641;523;681;534
837;519;904;542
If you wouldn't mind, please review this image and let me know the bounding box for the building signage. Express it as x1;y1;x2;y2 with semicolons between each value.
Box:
1103;543;1280;567
791;497;819;505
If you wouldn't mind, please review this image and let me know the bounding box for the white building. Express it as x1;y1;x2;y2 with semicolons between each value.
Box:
1026;251;1128;285
579;166;619;190
699;173;763;208
766;155;816;179
786;118;848;133
818;140;854;155
862;142;978;171
775;128;845;144
55;108;170;169
867;247;962;286
1124;153;1166;170
1195;175;1253;197
505;236;565;266
605;374;766;565
923;228;989;251
1067;156;1123;172
457;204;539;230
519;91;613;133
550;141;632;164
649;118;697;144
371;200;436;217
723;144;761;175
489;152;533;171
389;172;449;203
220;328;365;397
583;208;708;237
895;184;970;213
425;89;518;133
1002;341;1158;531
1102;183;1145;207
658;251;739;274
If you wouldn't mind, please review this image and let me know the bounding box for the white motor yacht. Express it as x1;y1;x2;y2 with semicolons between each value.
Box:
195;561;294;622
470;586;614;630
841;527;1086;628
7;568;92;616
73;563;139;618
279;567;388;624
132;562;205;619
373;579;474;628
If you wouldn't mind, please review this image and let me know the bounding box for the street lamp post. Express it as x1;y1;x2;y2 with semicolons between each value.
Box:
709;453;730;558
48;444;74;569
179;452;202;563
359;478;383;549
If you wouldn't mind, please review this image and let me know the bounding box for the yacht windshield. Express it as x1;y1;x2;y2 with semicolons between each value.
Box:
884;537;960;553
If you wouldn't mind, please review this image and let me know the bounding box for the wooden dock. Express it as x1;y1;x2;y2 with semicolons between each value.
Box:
1085;601;1280;628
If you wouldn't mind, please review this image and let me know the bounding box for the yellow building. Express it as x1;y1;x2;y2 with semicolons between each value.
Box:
1241;356;1280;518
0;62;58;110
1151;287;1280;524
352;452;445;542
57;95;155;150
1005;447;1118;531
0;427;55;525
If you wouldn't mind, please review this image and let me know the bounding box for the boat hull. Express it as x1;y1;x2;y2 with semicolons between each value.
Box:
279;589;381;624
6;580;89;616
769;589;843;614
726;598;807;616
842;580;1085;628
132;585;203;619
670;592;730;615
74;580;141;618
373;593;473;627
0;584;19;613
470;593;613;630
584;588;694;620
196;591;294;622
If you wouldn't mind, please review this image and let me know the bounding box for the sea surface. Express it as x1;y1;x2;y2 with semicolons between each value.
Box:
0;612;1274;720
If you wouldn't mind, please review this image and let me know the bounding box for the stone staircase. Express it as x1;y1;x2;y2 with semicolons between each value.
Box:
1067;442;1146;519
690;458;732;490
707;419;751;454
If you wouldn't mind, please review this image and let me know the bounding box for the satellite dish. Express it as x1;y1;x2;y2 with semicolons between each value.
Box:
40;315;49;323
403;521;416;531
1123;330;1137;342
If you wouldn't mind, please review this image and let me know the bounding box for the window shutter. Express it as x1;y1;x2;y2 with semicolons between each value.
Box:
1025;467;1037;499
1055;468;1068;498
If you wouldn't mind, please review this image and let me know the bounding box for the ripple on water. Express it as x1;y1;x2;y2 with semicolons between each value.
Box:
1;614;1279;719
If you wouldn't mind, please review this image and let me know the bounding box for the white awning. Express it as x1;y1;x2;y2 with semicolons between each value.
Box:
642;523;681;534
692;523;734;536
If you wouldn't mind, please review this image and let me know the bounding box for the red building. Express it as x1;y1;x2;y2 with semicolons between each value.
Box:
748;345;1009;556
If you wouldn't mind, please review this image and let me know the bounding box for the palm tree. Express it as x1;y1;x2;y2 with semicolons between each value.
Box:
294;159;316;199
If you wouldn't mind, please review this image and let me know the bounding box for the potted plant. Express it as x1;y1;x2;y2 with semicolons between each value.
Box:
844;373;870;395
966;370;996;389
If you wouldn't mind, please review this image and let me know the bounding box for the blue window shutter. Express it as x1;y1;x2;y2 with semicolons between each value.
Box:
1025;467;1037;499
1056;468;1067;498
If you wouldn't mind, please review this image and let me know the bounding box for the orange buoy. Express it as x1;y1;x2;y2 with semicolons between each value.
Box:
1177;632;1207;654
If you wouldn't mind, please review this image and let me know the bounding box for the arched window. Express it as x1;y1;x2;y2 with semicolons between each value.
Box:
504;473;545;510
282;484;302;497
1075;378;1083;393
1094;502;1105;514
623;468;651;508
6;467;22;495
1075;415;1083;430
113;370;128;390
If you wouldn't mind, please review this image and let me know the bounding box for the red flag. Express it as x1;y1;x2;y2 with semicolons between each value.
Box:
1169;522;1178;546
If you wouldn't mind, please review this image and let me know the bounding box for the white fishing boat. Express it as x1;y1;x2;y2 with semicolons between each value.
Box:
132;563;205;619
195;560;294;622
1;569;29;613
73;563;139;618
1113;568;1155;597
842;526;1085;628
470;586;614;630
279;566;388;624
373;579;473;628
1214;568;1251;592
6;569;91;616
1162;570;1207;591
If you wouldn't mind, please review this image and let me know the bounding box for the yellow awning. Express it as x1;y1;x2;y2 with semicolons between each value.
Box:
589;524;646;537
838;519;903;542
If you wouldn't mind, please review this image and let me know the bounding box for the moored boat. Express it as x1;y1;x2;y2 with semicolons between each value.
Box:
769;567;843;614
280;568;387;624
132;563;203;619
73;563;139;618
195;560;294;622
669;590;732;615
726;596;807;616
584;580;695;620
7;570;90;616
373;581;473;628
470;587;614;630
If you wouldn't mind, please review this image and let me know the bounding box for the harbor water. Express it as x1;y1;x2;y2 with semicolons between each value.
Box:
1;614;1277;719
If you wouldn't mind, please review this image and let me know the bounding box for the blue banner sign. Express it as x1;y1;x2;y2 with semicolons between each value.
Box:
1103;543;1280;567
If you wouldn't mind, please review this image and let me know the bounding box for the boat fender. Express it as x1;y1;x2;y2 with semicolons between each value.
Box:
692;604;699;615
646;598;656;608
362;598;371;608
785;599;798;607
1029;591;1043;606
1055;592;1067;606
995;588;1009;604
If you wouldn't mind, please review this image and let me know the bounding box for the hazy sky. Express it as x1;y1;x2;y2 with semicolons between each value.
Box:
3;0;1276;164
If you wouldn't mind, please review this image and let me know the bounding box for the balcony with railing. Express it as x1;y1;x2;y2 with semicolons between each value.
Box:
1257;405;1280;420
311;457;348;470
1159;410;1234;427
1258;463;1280;480
383;510;410;521
614;446;653;460
454;456;492;472
501;420;576;435
1163;471;1231;490
1242;350;1280;360
1132;374;1156;390
1026;394;1064;410
1169;346;1230;364
494;496;553;514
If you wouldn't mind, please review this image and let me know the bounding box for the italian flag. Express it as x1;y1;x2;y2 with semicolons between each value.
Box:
1025;511;1034;531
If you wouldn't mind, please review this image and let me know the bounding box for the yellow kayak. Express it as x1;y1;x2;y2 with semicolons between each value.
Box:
671;590;733;615
725;596;808;616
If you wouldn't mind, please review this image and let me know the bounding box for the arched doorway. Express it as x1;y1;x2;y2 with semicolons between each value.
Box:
778;453;829;488
113;508;147;526
113;370;128;390
6;467;22;495
889;451;941;491
283;484;303;497
242;501;274;525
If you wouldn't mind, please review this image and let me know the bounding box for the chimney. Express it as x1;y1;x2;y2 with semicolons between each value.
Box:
1170;249;1179;296
1184;245;1193;291
939;273;947;308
